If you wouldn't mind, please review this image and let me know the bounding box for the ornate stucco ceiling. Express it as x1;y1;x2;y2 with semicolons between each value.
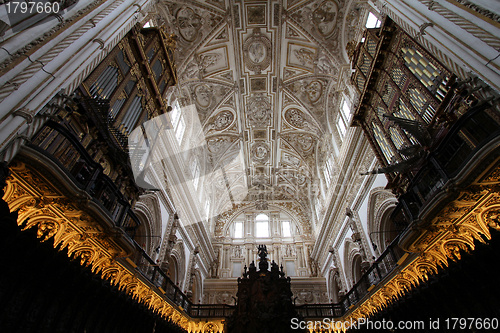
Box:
155;0;367;235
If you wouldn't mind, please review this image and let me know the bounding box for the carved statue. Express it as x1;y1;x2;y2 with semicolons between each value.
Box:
210;259;218;278
233;245;242;258
257;244;268;260
257;244;269;271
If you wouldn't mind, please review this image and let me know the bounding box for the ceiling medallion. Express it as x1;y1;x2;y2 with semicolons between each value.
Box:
284;108;309;129
176;7;202;42
313;1;339;38
282;133;315;155
304;80;323;104
247;93;271;127
251;142;270;163
193;84;213;108
213;110;234;131
243;28;272;74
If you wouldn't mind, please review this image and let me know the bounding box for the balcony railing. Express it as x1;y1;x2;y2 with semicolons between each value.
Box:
27;119;202;315
130;241;239;318
189;304;236;318
339;236;404;313
131;241;194;312
295;303;344;318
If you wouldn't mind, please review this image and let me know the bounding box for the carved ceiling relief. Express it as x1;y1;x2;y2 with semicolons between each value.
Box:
288;0;344;52
251;142;271;164
192;83;215;109
246;93;272;128
277;155;309;197
157;0;370;239
167;5;224;58
283;107;318;132
288;43;317;72
198;47;229;77
281;133;316;160
285;78;330;126
279;151;304;177
176;33;229;83
205;110;236;135
277;167;309;200
180;58;201;81
285;25;303;40
191;81;231;121
206;135;238;159
312;0;340;38
176;7;202;43
283;68;308;81
207;26;229;46
212;70;234;83
243;28;272;74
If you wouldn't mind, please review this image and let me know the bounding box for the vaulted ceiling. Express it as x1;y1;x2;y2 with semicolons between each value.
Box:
155;0;367;236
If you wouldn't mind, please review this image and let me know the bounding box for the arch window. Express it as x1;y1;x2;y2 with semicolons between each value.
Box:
337;99;351;136
167;256;179;285
352;255;363;284
234;221;243;239
255;213;269;238
169;101;185;144
282;221;291;237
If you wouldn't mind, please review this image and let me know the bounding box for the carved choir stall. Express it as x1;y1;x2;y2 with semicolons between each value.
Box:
226;245;305;333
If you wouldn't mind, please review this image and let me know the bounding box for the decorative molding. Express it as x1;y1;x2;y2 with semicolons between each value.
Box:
418;0;500;50
452;0;500;24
